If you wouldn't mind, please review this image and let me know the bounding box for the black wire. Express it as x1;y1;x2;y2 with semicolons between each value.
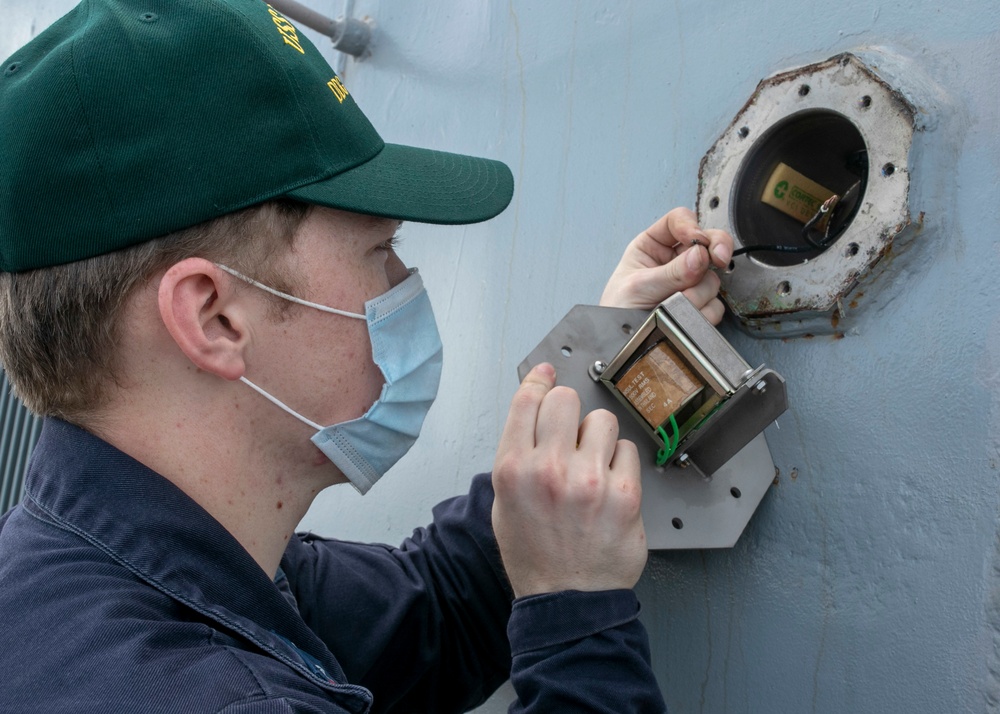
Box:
733;243;817;257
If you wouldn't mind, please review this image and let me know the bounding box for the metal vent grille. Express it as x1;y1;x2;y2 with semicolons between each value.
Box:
0;372;41;513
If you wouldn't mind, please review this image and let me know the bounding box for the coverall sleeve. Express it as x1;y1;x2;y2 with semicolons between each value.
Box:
280;473;666;714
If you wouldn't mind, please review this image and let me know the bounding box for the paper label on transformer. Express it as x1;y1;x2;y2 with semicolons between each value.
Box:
616;342;702;429
761;161;836;225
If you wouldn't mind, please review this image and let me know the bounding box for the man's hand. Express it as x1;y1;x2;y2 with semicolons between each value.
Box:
492;363;647;598
599;207;734;325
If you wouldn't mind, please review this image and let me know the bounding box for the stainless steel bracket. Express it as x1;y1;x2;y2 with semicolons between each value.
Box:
518;300;787;549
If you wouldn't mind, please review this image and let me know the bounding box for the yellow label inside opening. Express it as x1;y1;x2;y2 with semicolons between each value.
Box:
760;162;836;226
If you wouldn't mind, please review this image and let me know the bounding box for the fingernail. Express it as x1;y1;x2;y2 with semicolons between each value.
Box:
713;244;732;265
535;362;556;379
685;245;705;271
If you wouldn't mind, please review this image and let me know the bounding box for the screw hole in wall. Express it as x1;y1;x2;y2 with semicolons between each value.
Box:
859;95;872;109
621;324;633;336
139;11;158;21
671;518;683;530
730;487;742;498
738;126;750;139
708;196;720;210
798;84;810;96
560;346;572;357
4;63;20;76
846;242;860;257
777;280;791;296
882;162;895;177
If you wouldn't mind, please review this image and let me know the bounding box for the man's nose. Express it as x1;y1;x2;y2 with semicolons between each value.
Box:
386;250;410;288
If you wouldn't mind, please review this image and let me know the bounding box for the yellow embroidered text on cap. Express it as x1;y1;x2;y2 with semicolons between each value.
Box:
267;4;304;54
327;76;349;103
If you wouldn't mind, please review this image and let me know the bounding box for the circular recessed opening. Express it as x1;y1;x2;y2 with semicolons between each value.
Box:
560;346;572;357
621;323;633;336
882;162;895;177
859;95;872;110
730;487;742;498
738;126;750;139
777;280;791;296
671;517;683;530
709;196;720;209
845;242;860;257
798;84;810;96
732;109;868;267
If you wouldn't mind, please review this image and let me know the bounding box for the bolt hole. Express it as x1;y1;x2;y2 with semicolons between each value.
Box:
139;11;158;21
738;126;750;139
859;95;872;109
4;62;20;76
708;196;720;210
730;487;742;498
845;242;859;257
671;517;684;530
882;162;895;177
777;280;791;296
798;84;810;97
560;346;572;357
621;324;633;336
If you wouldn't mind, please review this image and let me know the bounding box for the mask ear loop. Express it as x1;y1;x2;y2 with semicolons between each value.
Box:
216;264;366;320
239;376;324;431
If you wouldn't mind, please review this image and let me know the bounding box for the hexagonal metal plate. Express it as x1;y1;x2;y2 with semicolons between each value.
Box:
518;304;782;550
698;53;918;334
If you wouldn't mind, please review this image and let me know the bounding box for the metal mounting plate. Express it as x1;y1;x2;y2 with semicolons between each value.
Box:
518;304;784;549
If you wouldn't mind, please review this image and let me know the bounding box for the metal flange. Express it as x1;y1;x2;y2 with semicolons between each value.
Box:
698;52;920;336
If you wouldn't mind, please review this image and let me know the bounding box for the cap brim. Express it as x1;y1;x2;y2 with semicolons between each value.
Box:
286;143;514;225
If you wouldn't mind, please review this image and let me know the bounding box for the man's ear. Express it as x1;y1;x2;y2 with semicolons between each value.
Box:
157;258;251;381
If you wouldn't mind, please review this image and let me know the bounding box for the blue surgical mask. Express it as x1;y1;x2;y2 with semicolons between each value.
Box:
217;265;443;495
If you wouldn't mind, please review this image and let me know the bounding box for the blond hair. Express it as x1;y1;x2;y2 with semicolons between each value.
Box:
0;200;309;422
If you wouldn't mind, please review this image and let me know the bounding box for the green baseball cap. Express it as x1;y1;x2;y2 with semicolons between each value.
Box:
0;0;514;272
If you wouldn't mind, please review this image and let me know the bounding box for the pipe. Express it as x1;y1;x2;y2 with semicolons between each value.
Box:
268;0;372;57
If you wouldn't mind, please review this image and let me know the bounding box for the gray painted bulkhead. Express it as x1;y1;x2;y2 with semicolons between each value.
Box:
3;1;999;712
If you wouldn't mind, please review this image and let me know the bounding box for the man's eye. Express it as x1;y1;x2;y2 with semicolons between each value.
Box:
379;232;402;251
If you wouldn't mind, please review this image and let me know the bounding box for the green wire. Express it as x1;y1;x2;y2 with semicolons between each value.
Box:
655;414;680;466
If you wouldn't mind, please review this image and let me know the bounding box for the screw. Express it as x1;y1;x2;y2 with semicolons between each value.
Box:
592;360;606;375
753;380;767;394
677;453;691;468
